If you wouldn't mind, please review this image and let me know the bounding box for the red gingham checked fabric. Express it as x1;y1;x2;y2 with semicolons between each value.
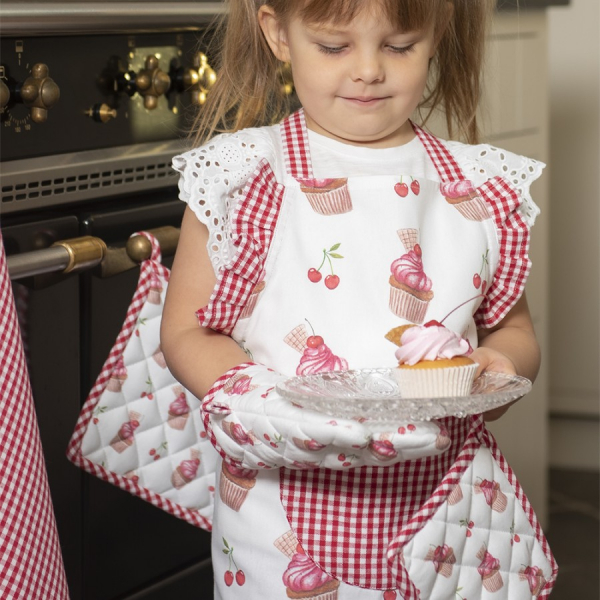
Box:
280;110;314;179
0;232;69;599
67;232;212;531
196;160;284;335
414;125;532;329
280;416;473;590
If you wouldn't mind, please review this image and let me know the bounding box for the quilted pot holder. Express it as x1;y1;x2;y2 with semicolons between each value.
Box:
67;231;218;531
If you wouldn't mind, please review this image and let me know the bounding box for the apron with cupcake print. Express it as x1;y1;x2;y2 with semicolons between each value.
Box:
201;110;557;599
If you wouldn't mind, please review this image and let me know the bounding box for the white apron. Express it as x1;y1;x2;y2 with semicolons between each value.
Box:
200;111;557;599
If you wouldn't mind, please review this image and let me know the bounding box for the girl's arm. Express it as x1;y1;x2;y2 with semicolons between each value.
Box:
161;207;249;398
472;293;541;421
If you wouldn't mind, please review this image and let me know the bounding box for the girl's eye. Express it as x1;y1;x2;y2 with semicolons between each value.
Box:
388;44;416;55
317;44;346;55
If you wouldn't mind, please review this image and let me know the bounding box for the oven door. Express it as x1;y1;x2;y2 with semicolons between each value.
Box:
3;193;214;600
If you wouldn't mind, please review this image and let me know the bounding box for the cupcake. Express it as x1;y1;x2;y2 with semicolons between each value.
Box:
107;356;128;392
474;479;508;513
167;390;190;430
171;449;201;489
292;438;327;452
389;244;434;324
385;322;478;398
426;544;456;578
477;547;504;592
219;461;258;512
441;180;490;222
282;550;340;600
147;271;164;304
223;372;257;395
298;178;352;216
447;484;464;506
239;280;266;319
110;411;141;453
368;437;398;461
519;565;547;597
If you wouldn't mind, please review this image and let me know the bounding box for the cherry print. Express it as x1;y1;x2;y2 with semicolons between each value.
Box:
473;273;482;289
466;529;472;537
149;448;156;456
398;426;406;434
481;280;487;294
200;431;207;438
343;461;351;467
407;424;416;432
338;453;346;462
394;182;409;197
413;243;422;257
424;320;443;328
224;571;234;587
324;274;340;289
514;534;520;542
410;179;421;195
93;418;99;424
307;335;324;348
307;268;322;283
383;591;398;600
235;570;246;586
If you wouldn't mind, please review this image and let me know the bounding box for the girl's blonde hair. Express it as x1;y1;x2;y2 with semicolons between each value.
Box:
192;0;494;145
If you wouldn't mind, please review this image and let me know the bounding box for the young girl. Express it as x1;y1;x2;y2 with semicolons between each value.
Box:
162;0;557;598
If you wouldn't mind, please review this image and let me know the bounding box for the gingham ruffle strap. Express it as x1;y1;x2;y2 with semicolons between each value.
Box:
412;123;466;183
0;233;69;599
280;109;314;179
196;160;285;335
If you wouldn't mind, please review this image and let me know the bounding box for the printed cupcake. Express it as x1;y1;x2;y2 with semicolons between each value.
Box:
368;437;398;461
167;389;190;430
110;411;141;453
219;461;258;512
147;271;164;305
389;244;434;324
239;279;266;319
282;549;340;600
171;449;201;490
425;544;456;578
298;178;352;216
477;547;504;592
284;324;348;376
441;180;490;221
107;356;128;392
519;565;547;597
385;322;478;398
474;478;508;513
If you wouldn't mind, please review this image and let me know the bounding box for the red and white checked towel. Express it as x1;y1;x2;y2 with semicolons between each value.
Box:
0;232;69;599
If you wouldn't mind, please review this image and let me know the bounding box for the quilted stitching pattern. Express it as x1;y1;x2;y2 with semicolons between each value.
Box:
67;232;218;531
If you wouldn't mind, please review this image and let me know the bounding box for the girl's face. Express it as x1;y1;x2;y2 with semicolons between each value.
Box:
259;4;438;148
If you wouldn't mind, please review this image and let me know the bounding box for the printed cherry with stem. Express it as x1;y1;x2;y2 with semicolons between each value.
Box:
305;319;323;348
424;293;486;329
472;249;490;291
308;244;343;289
222;537;245;587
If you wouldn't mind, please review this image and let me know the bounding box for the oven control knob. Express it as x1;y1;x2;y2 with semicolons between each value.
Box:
19;63;60;123
135;55;171;110
0;78;10;109
86;103;118;123
174;52;216;105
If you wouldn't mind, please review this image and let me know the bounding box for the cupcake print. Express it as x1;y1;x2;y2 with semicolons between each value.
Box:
474;478;508;513
147;271;164;304
239;278;266;319
167;387;190;430
368;436;398;461
274;529;301;560
110;411;141;453
219;461;258;512
171;449;201;490
299;178;352;216
425;544;456;578
389;229;433;324
441;180;491;221
284;323;348;376
107;356;128;392
477;547;504;592
519;565;547;597
282;547;340;600
223;372;257;395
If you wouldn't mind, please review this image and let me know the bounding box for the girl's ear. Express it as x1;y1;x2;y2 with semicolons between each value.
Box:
258;5;291;62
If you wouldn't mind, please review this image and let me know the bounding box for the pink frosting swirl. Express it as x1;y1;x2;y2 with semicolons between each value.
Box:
178;458;200;479
297;344;348;376
118;419;139;440
432;545;453;571
113;357;127;378
282;552;336;592
223;461;258;480
231;376;252;395
169;393;190;416
477;550;500;577
395;324;472;366
298;178;341;189
521;566;544;592
440;180;475;198
390;250;432;292
369;439;398;459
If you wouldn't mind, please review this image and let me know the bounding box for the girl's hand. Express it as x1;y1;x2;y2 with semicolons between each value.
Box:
469;346;519;422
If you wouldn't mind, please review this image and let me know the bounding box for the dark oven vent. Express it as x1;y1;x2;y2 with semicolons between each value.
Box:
1;141;187;214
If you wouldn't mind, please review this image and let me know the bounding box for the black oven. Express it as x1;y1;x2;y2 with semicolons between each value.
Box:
1;3;223;598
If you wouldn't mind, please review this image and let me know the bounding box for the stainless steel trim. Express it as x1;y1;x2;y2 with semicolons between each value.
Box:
0;2;226;36
7;245;72;279
1;140;189;214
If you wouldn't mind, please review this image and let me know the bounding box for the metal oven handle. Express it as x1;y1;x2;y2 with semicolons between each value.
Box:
7;226;180;281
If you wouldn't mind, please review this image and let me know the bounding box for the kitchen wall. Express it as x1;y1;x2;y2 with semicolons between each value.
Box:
547;0;600;470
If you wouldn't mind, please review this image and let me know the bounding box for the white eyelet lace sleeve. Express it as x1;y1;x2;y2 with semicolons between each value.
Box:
172;130;277;273
448;141;545;227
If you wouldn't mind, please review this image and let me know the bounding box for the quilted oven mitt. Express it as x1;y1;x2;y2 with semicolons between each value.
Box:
67;232;217;530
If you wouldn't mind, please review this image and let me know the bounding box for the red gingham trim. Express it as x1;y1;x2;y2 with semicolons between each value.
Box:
280;417;473;591
280;109;314;179
66;235;212;531
196;160;284;335
412;123;465;183
0;233;69;599
482;428;559;598
474;177;531;328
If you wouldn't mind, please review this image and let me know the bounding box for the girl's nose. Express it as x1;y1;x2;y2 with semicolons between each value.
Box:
350;51;385;84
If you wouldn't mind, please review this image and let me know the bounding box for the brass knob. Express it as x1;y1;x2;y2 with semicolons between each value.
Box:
279;62;294;96
135;55;171;110
20;63;60;123
178;52;216;106
86;103;117;123
0;78;10;109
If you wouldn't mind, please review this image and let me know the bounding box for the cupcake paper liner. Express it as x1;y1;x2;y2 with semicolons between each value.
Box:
482;570;504;593
393;363;478;399
219;472;253;512
389;285;431;324
304;186;352;216
452;196;491;221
